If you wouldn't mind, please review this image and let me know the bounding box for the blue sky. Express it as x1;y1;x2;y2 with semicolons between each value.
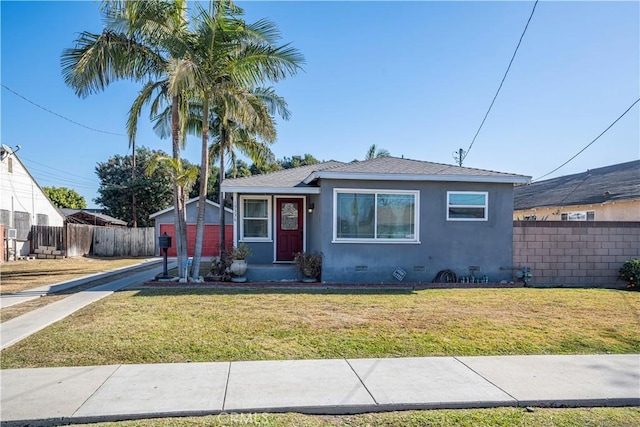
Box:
2;1;638;208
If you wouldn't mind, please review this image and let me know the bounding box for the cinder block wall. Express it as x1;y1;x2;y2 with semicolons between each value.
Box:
513;221;640;287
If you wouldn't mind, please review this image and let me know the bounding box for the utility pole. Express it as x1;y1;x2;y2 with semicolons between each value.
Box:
453;148;466;167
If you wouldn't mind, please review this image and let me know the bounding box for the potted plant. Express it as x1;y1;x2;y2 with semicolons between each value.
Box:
618;259;640;290
206;256;228;282
230;243;251;282
294;251;323;282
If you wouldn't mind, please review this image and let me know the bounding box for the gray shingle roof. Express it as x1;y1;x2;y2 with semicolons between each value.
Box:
309;156;528;179
222;157;530;192
221;161;344;191
61;209;128;226
514;160;640;210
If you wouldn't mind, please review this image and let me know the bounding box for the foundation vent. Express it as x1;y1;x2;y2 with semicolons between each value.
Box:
355;265;368;272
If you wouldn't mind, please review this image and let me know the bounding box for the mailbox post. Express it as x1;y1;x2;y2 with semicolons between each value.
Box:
158;232;172;280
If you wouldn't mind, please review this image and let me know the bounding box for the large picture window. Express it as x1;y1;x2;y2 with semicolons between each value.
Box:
447;191;488;221
334;189;418;242
240;196;271;240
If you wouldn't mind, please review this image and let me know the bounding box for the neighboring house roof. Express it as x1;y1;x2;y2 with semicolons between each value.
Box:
221;157;530;193
148;197;233;219
514;160;640;210
61;209;128;226
1;144;66;222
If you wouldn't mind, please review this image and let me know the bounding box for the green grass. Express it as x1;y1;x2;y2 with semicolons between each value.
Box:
2;288;638;369
0;257;151;294
76;407;640;427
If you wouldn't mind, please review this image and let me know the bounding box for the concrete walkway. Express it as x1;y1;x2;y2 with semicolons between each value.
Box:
0;258;162;309
1;354;638;426
0;262;174;351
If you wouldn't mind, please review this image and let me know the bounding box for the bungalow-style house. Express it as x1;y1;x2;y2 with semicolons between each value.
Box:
514;160;640;222
0;144;65;258
221;156;531;283
61;208;127;227
149;198;233;257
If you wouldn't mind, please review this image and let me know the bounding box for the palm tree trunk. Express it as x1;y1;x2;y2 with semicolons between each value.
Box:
171;95;186;278
219;125;227;259
192;95;210;279
131;139;137;228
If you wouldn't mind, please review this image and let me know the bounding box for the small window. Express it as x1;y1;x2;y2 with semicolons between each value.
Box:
561;211;595;221
8;157;13;173
447;192;488;221
240;196;271;240
13;211;30;240
36;214;49;226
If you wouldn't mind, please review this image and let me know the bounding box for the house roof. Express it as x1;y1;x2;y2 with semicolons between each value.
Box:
514;160;640;210
1;144;66;222
148;197;233;219
61;209;128;226
221;161;345;194
221;157;530;193
303;156;530;184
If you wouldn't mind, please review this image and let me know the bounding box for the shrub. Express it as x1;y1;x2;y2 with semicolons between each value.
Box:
231;243;252;260
618;259;640;290
294;251;323;280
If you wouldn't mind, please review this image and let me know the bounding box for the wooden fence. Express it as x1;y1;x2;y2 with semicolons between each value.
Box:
93;226;155;257
30;225;65;252
29;224;155;258
66;224;94;257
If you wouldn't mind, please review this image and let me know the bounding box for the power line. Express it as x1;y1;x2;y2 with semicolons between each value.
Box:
20;156;100;185
533;97;640;182
1;83;125;136
462;0;539;164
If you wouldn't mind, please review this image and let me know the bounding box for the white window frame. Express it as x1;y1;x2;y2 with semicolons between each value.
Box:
239;195;272;242
447;191;488;221
332;188;420;244
561;211;595;221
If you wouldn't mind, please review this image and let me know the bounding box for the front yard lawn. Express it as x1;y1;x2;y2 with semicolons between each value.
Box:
0;257;151;294
2;287;638;369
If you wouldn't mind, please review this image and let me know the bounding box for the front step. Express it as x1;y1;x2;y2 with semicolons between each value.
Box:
245;264;299;282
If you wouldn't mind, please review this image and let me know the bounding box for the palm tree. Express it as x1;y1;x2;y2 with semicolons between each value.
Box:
186;2;303;276
155;85;289;277
61;0;193;277
365;144;391;160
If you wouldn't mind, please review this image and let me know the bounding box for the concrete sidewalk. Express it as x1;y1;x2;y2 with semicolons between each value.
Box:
1;354;638;426
0;263;174;351
0;258;162;309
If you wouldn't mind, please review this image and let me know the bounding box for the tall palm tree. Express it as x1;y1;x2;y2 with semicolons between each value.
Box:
186;2;303;276
61;0;193;277
154;85;289;277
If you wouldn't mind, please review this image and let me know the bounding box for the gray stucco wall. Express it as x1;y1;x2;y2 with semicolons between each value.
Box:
317;180;515;283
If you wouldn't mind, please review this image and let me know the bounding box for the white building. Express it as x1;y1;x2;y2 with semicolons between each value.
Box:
0;144;65;257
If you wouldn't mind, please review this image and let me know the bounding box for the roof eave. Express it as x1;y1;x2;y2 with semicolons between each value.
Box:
221;186;322;194
303;172;531;185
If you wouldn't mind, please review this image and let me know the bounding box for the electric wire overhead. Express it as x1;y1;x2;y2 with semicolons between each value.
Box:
462;0;539;164
533;97;640;182
1;83;125;136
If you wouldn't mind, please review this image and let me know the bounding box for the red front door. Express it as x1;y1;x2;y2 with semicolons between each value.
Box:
276;198;303;261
